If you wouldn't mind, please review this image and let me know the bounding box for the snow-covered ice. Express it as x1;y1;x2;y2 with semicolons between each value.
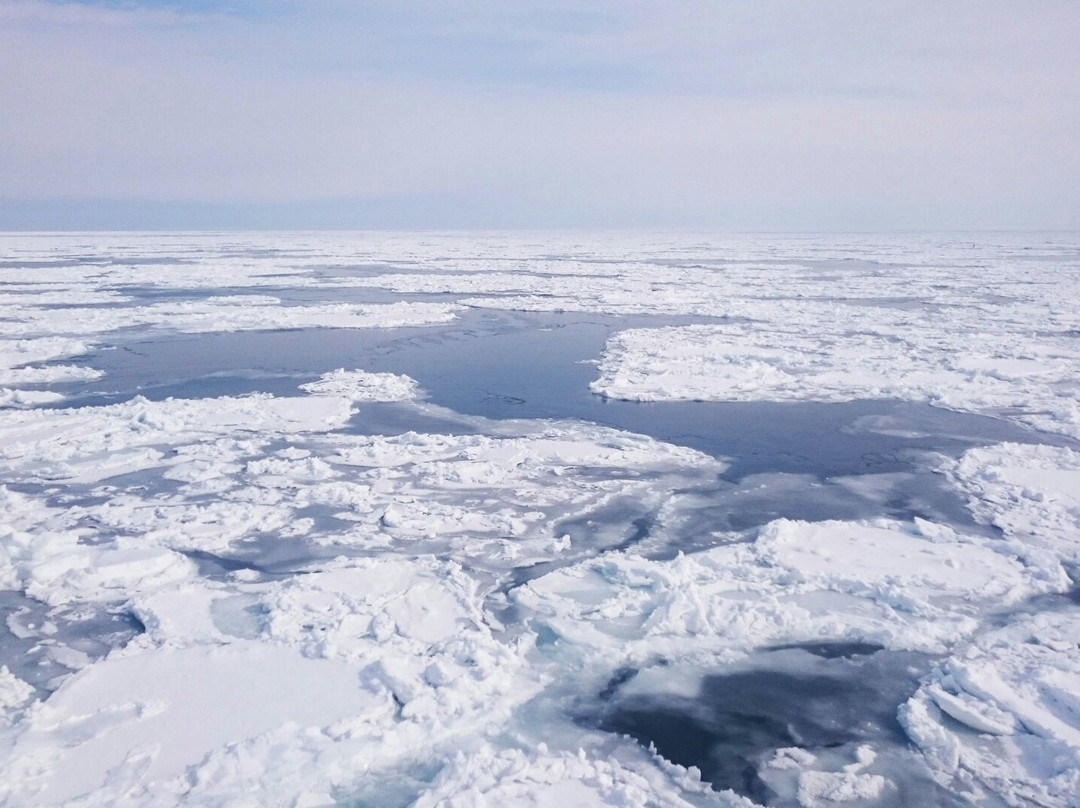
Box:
590;317;1080;439
298;368;422;402
1;231;1078;807
901;610;1080;806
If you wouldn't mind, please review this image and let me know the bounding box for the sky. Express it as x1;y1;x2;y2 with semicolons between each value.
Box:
1;0;1078;230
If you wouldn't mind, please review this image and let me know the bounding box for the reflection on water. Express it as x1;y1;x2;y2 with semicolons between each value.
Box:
590;647;961;806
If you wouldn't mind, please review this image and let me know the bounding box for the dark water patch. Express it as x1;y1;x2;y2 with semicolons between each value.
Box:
107;286;238;302
0;259;109;269
0;255;198;269
112;284;455;307
315;312;1048;480
608;704;791;801
498;502;667;590
875;469;1002;537
553;499;658;554
766;641;885;659
1068;572;1080;605
94;256;196;266
1005;566;1080;616
55;370;315;406
657;476;877;542
0;591;145;695
630;468;1003;556
591;648;933;804
61;310;526;404
599;666;640;700
309;261;416;274
611;514;657;554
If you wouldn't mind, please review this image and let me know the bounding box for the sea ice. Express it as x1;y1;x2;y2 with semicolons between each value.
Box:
590;321;1080;438
901;610;1080;807
1;231;1078;807
299;368;422;401
411;744;727;808
945;442;1080;564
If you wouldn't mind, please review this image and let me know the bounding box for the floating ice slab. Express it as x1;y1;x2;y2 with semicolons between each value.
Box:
299;367;422;401
591;322;1080;438
0;642;385;805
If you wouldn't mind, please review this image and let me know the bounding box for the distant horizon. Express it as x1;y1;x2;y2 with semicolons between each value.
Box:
4;227;1079;235
2;221;1078;236
2;199;1078;235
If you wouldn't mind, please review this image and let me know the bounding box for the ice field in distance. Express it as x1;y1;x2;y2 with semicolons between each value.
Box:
0;231;1079;807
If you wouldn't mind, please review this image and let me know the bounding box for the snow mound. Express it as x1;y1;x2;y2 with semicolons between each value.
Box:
946;442;1080;565
299;368;422;401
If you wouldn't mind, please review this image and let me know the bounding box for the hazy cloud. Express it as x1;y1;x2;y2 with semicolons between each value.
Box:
2;0;1078;228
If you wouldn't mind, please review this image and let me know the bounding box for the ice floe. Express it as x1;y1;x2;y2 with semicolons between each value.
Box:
516;516;1061;670
299;368;422;401
3;297;460;339
590;320;1080;438
945;442;1080;565
411;743;723;808
901;610;1080;807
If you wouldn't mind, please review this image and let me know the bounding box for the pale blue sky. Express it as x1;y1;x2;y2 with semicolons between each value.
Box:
2;0;1078;229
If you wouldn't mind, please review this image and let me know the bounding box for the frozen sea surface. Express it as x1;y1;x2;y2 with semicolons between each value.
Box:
1;232;1079;807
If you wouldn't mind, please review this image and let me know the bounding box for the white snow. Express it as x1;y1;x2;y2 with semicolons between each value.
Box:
515;516;1061;670
796;770;887;806
0;388;66;408
945;442;1080;565
2;642;386;805
0;667;35;727
0;237;460;412
299;368;422;401
2;297;459;339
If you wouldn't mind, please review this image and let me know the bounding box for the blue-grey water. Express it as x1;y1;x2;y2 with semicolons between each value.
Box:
589;646;967;807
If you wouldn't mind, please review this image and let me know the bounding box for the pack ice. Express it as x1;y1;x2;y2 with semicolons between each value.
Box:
0;232;1078;807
